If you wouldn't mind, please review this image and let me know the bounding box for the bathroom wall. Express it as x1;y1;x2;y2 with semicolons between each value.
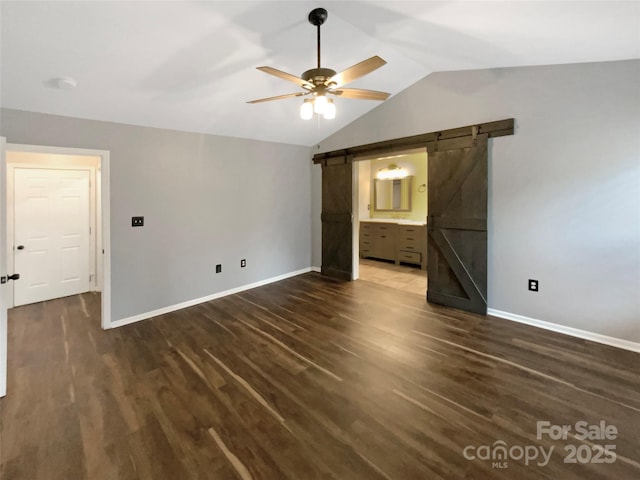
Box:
368;152;428;222
358;161;371;220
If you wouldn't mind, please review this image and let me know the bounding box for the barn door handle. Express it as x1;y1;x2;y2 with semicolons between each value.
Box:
427;215;435;231
16;245;24;250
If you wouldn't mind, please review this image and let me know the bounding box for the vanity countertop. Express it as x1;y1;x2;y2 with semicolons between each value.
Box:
360;218;426;226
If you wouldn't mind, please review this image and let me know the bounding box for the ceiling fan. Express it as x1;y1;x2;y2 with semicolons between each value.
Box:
247;7;390;120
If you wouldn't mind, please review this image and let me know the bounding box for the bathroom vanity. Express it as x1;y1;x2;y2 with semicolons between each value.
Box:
359;219;427;270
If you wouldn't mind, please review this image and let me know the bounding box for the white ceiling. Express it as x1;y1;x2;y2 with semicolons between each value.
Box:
2;1;638;146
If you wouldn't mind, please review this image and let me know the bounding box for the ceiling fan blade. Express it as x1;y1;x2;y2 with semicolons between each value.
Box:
256;66;314;89
247;92;309;104
326;56;387;88
330;88;390;101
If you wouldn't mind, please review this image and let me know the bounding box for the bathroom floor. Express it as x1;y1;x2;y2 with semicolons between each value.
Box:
358;258;427;296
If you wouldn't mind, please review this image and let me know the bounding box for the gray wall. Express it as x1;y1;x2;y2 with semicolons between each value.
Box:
1;109;313;322
314;60;640;343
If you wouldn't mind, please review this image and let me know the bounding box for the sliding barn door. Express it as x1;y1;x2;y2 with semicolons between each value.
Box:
321;157;353;280
427;134;488;314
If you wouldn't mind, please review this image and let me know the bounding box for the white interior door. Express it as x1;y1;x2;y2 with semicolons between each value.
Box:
14;168;91;306
1;137;7;396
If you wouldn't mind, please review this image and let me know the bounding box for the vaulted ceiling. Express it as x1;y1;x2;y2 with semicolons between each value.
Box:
2;1;638;146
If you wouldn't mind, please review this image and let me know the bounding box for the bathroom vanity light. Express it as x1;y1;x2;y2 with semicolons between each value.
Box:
376;164;409;180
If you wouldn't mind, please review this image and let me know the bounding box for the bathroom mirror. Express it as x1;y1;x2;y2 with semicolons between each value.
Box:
373;176;412;212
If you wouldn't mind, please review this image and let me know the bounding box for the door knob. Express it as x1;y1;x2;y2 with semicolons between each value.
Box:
16;245;24;250
7;273;20;281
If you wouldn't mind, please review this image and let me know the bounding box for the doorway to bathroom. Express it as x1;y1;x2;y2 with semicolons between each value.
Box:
355;150;429;297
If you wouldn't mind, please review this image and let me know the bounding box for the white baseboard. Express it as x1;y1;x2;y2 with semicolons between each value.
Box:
109;267;313;329
488;308;640;353
311;266;321;272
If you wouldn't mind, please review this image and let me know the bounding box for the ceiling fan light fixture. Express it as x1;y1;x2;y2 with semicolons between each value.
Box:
323;98;336;119
314;94;328;114
300;98;314;120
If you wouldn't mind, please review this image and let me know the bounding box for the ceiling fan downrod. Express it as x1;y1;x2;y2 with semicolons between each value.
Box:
308;8;328;69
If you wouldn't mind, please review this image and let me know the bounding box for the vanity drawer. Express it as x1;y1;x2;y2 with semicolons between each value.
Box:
398;225;422;236
398;237;422;251
372;223;394;235
398;251;421;264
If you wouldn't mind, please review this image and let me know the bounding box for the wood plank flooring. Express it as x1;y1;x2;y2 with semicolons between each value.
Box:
1;272;638;479
358;258;427;295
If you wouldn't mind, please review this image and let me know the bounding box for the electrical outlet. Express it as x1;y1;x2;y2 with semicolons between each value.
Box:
240;259;246;268
528;279;539;292
132;216;144;227
216;264;222;273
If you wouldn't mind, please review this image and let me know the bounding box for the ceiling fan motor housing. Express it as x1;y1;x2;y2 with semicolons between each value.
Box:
301;68;337;89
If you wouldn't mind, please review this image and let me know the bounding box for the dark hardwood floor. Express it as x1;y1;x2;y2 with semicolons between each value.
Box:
1;272;638;479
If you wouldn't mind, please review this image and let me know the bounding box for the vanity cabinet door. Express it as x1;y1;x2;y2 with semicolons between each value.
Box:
372;224;396;261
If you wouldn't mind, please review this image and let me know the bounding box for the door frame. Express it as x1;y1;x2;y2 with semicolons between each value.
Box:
351;161;361;280
1;137;7;396
5;143;111;329
352;147;429;280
